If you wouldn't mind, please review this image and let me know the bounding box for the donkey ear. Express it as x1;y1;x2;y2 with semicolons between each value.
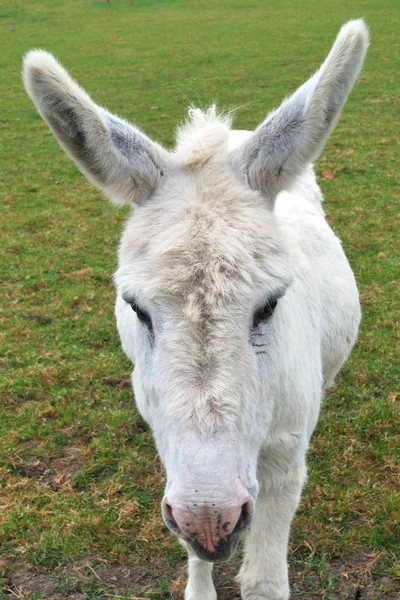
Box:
230;20;369;205
23;50;170;206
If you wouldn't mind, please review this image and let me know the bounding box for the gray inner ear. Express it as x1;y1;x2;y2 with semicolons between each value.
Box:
27;65;101;174
231;21;369;203
109;115;141;159
230;94;309;201
108;115;165;178
46;104;107;183
247;101;306;179
24;51;171;205
45;100;164;194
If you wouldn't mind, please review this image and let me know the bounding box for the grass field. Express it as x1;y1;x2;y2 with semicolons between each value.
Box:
0;0;399;598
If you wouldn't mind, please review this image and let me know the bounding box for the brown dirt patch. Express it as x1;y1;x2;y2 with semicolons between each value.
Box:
1;552;398;599
10;446;88;491
7;567;60;597
320;553;399;600
62;559;163;594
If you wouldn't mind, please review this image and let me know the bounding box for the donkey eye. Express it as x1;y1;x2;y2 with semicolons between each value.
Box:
253;297;278;328
130;301;153;330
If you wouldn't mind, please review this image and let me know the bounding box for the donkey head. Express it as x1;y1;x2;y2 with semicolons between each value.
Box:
24;20;368;562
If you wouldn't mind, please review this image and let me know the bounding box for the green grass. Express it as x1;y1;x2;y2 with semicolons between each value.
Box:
0;0;399;598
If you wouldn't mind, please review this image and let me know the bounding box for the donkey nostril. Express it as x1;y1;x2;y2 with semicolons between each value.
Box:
164;502;178;528
239;500;253;529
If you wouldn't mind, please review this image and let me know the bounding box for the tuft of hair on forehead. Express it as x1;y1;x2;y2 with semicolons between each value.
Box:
174;105;232;168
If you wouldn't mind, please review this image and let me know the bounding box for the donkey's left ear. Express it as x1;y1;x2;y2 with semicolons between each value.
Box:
23;50;171;206
230;20;369;205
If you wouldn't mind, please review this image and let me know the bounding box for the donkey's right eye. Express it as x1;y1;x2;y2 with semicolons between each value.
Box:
129;301;153;330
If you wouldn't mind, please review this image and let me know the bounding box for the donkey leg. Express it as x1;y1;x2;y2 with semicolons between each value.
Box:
238;462;306;600
183;544;217;600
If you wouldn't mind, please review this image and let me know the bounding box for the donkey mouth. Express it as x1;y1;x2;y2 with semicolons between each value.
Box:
186;522;246;563
164;503;252;563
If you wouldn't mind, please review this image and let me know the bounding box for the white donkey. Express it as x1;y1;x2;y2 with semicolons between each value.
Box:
24;20;368;600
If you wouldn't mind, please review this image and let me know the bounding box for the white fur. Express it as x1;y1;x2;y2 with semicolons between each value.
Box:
23;20;368;599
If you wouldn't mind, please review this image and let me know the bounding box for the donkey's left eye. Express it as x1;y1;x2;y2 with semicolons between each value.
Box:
130;301;153;330
253;298;278;328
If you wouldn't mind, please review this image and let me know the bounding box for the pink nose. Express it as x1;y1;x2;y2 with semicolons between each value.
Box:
162;492;254;561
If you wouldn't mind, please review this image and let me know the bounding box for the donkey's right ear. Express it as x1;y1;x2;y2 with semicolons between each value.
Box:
23;50;171;206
